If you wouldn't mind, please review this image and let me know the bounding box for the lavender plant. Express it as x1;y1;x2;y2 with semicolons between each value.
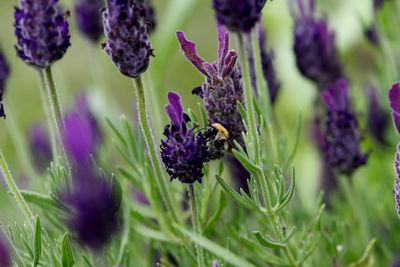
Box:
0;0;400;266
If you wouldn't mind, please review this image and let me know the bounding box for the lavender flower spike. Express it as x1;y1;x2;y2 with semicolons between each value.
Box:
388;82;400;134
75;0;105;43
176;24;245;146
0;50;10;118
394;145;400;215
292;0;343;89
103;0;153;78
14;0;71;69
321;79;367;175
213;0;266;33
161;92;208;184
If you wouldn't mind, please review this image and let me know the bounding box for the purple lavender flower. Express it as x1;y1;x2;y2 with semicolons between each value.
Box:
0;237;11;267
394;145;400;215
75;0;105;43
102;0;153;78
29;123;52;172
139;0;157;34
258;23;280;104
62;171;121;250
388;82;400;134
14;0;71;69
176;24;245;146
367;87;389;145
160;92;208;184
320;79;367;174
0;50;10;118
292;0;343;89
212;0;266;33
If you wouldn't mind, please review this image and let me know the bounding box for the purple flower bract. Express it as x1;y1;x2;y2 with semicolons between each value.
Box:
75;0;105;43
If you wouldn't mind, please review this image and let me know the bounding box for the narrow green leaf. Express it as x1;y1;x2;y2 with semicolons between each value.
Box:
348;239;376;267
252;231;286;249
61;233;75;267
33;216;42;267
275;166;296;213
283;113;302;170
21;190;60;211
232;149;260;174
106;117;128;148
111;175;123;210
204;192;227;233
215;175;257;210
178;228;256;267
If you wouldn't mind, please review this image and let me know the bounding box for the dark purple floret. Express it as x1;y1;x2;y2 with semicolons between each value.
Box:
0;50;10;118
258;23;280;104
14;0;71;69
102;0;153;78
0;237;11;267
292;0;343;89
367;87;389;145
394;145;400;215
176;24;245;146
388;82;400;134
213;0;266;33
160;92;208;184
75;0;105;43
29;123;52;172
63;172;121;250
320;79;367;175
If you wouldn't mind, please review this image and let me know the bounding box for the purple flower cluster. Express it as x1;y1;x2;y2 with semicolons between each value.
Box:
292;0;343;89
367;87;389;145
394;145;400;215
161;92;209;184
0;237;11;267
14;0;70;69
75;0;105;43
213;0;266;32
102;0;153;78
0;50;10;118
320;79;367;174
29;123;52;172
176;24;245;146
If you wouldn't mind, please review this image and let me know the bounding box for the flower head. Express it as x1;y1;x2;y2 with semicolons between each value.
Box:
102;0;153;78
292;0;343;89
0;50;10;118
212;0;266;33
0;237;11;267
62;171;121;250
367;87;389;145
75;0;104;43
14;0;71;68
320;79;367;174
394;145;400;215
160;92;208;184
29;123;52;172
176;24;245;146
388;82;400;134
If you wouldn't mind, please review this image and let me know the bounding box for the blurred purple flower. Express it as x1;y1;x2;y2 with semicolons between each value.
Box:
29;123;52;172
213;0;266;33
364;25;380;46
160;92;208;184
139;0;157;34
367;87;389;145
258;23;281;104
0;49;10;118
102;0;153;78
388;82;400;134
133;187;149;205
14;0;70;68
374;0;384;10
394;145;400;215
225;154;250;192
176;24;245;146
320;79;367;174
292;0;343;89
75;0;104;43
0;237;11;267
62;171;121;250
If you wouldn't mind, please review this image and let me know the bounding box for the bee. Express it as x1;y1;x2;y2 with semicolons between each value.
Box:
204;123;230;161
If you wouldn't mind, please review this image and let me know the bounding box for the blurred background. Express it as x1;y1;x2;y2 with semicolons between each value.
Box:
1;0;399;263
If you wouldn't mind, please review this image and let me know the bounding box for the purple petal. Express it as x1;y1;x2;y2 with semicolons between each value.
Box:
165;92;183;125
389;82;400;116
176;31;208;76
222;50;238;78
392;112;400;134
322;79;348;111
217;23;229;71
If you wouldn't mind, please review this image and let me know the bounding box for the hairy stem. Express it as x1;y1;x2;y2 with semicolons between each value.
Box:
188;184;205;267
133;77;178;223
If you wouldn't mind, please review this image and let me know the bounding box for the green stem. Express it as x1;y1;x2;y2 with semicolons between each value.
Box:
41;67;71;176
188;184;205;267
132;77;178;223
0;150;34;225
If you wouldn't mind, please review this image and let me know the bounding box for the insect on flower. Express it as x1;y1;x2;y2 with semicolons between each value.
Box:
204;123;230;161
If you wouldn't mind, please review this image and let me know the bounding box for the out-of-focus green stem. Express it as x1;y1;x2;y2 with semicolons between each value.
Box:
0;150;34;225
133;77;178;223
188;184;205;267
